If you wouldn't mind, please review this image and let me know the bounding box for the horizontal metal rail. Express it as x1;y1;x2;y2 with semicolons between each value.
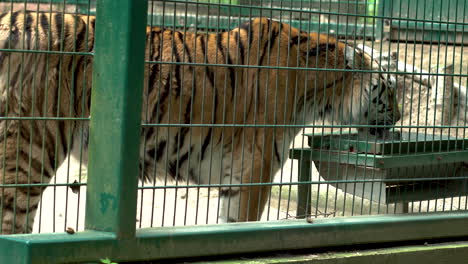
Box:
1;213;468;263
140;123;468;129
143;61;468;78
155;0;468;27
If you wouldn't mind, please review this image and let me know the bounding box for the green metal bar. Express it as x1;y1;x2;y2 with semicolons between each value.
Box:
141;61;468;78
290;148;468;168
85;0;147;238
296;155;312;219
203;242;468;264
0;0;90;3
0;49;92;56
2;213;468;263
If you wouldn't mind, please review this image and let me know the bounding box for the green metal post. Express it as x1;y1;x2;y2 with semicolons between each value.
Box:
85;0;148;239
297;156;312;219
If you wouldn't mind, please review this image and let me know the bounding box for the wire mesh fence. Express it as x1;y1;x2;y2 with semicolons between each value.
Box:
137;0;468;228
0;0;467;261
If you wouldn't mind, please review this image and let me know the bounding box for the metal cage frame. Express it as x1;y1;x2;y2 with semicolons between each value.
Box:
0;0;467;263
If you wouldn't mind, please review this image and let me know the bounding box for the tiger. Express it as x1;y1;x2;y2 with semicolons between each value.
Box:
0;11;400;234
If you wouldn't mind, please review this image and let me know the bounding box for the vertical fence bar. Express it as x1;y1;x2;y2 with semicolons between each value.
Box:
296;154;312;219
85;0;148;239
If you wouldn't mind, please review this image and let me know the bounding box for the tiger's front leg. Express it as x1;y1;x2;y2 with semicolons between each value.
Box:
0;120;58;234
219;149;273;223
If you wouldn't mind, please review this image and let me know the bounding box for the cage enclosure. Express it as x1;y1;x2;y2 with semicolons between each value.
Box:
0;0;467;263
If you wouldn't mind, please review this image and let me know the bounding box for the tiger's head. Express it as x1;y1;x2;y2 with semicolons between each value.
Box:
343;45;402;137
291;33;401;137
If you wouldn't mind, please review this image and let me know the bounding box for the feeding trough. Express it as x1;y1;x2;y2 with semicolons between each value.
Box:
290;131;468;216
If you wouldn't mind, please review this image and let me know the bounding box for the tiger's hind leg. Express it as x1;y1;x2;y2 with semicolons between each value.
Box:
0;120;59;234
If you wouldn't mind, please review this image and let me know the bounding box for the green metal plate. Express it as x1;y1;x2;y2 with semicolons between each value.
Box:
289;148;468;168
307;131;468;155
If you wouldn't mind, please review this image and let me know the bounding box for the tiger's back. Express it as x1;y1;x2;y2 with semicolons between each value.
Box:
0;11;400;233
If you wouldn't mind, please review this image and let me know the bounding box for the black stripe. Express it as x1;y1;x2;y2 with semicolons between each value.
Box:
203;34;216;88
43;124;58;170
378;83;387;98
148;64;158;95
7;11;20;48
273;141;281;164
18;186;42;197
177;146;193;171
86;87;92;113
39;13;49;33
172;98;193;154
25;13;33;50
308;43;335;57
58;121;68;157
173;127;189;154
173;31;183;97
256;19;273;67
289;33;310;46
239;20;253;46
181;34;193;63
268;24;280;54
147;148;156;159
217;34;236;97
4;204;33;214
200;34;216;97
9;67;21;87
216;33;225;60
153;58;172;123
200;128;212;160
205;65;216;88
258;32;270;66
155;87;169;123
155;140;166;162
148;31;161;94
183;96;192;124
0;12;8;21
67;55;76;78
168;162;177;178
18;151;44;178
234;31;245;65
39;13;50;49
199;33;206;61
54;13;63;50
220;188;240;196
0;131;13;144
9;11;19;29
46;147;56;175
74;17;87;51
